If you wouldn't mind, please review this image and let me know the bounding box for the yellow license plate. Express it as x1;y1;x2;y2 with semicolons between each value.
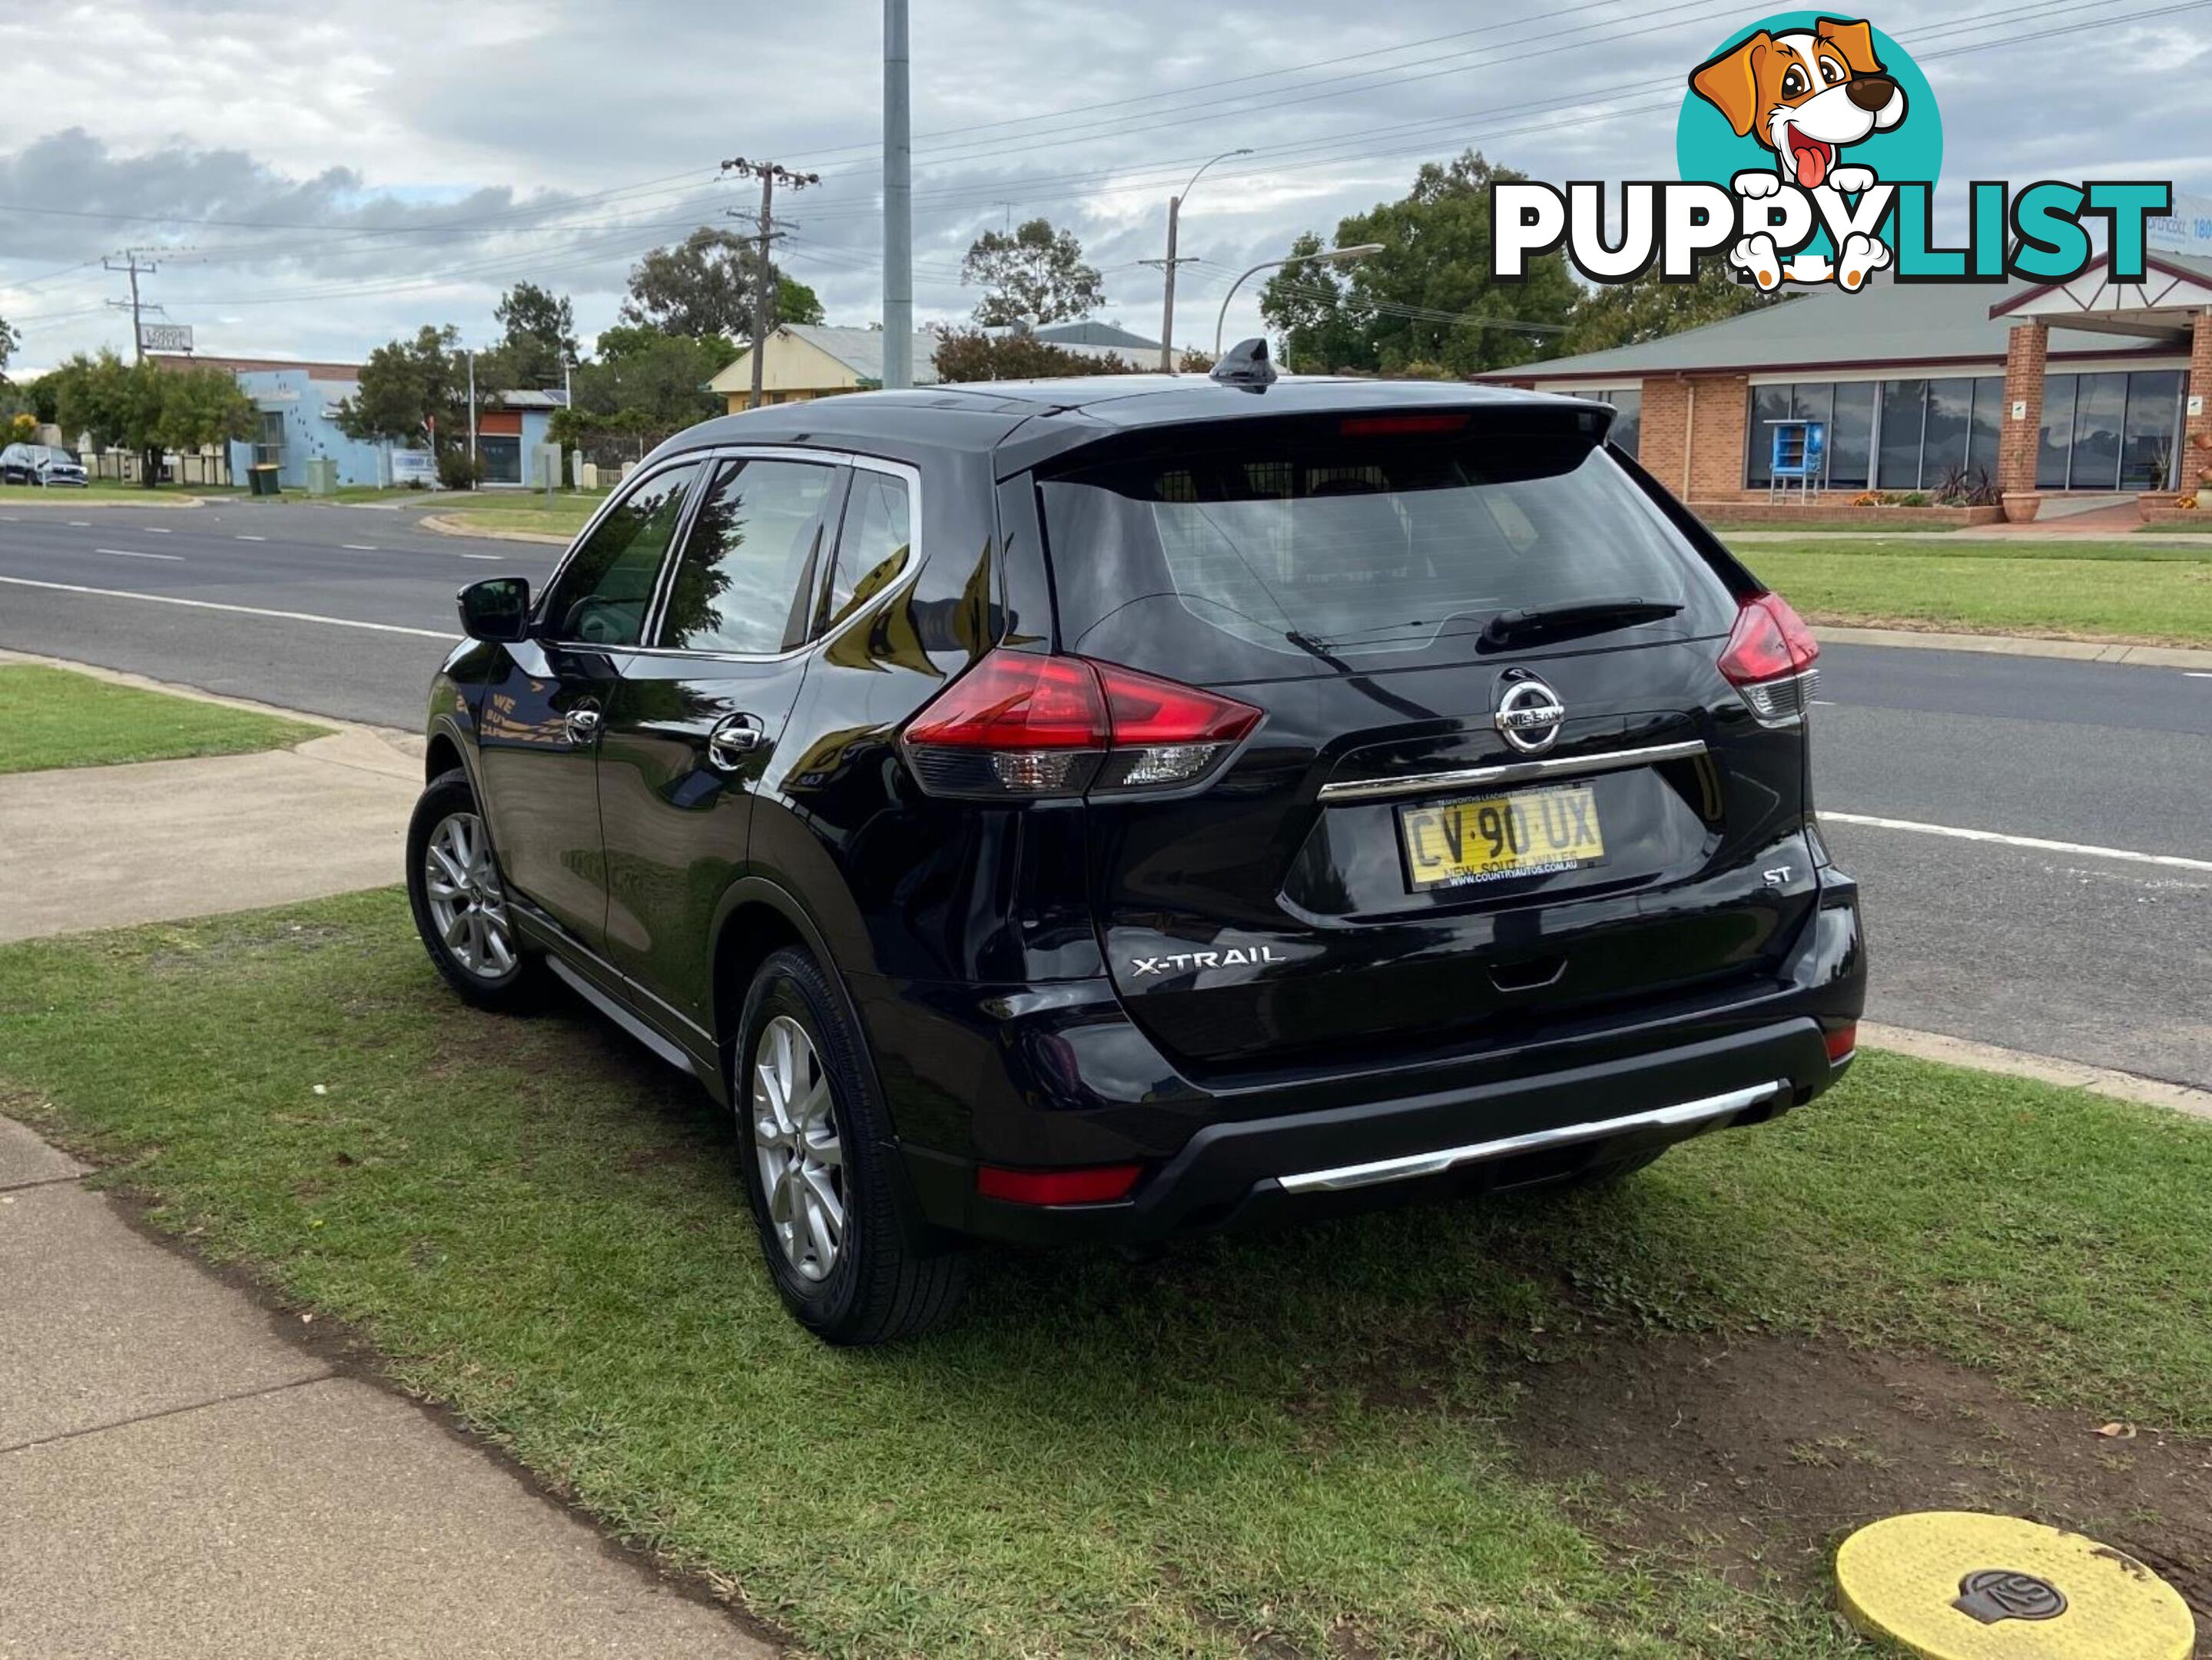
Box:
1399;785;1606;889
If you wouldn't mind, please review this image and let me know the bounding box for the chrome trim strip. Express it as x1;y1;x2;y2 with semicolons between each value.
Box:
545;957;700;1077
1315;738;1709;804
1274;1077;1789;1194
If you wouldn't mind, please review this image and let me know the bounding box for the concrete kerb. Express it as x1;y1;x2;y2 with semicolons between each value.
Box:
1863;1023;2212;1121
1811;626;2212;669
419;512;570;545
0;492;211;508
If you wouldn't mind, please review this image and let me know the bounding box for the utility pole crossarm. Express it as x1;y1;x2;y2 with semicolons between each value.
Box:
722;158;821;412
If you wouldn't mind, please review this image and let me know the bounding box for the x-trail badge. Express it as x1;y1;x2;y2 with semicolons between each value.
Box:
1494;676;1567;753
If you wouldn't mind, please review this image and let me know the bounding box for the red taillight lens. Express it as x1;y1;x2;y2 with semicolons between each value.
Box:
977;1162;1143;1205
1720;593;1820;723
902;652;1108;749
1720;593;1819;685
1094;659;1263;745
1824;1021;1858;1063
901;649;1260;798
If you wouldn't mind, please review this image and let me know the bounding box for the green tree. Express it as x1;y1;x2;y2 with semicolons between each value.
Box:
0;315;18;375
336;324;468;451
618;228;822;338
1560;263;1785;354
552;325;732;456
1259;151;1581;377
484;281;578;390
960;218;1105;327
45;352;250;486
931;328;1136;382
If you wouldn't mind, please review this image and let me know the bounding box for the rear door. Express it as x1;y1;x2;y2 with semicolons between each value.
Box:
593;451;852;1029
1034;408;1817;1079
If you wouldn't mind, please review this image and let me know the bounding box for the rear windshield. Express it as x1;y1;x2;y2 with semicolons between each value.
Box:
1038;421;1737;680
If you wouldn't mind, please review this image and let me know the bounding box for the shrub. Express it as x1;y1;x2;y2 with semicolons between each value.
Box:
930;329;1138;383
436;448;483;490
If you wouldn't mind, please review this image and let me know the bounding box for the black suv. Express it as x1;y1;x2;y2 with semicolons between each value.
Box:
410;354;1865;1344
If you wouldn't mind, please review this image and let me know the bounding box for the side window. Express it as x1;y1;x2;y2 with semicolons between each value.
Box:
657;458;842;655
540;463;700;646
825;470;913;629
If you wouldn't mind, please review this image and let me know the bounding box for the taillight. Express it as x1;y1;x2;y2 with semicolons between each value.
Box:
901;649;1261;799
1823;1021;1858;1064
1720;593;1820;723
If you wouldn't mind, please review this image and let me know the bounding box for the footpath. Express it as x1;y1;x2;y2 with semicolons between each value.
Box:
0;658;771;1657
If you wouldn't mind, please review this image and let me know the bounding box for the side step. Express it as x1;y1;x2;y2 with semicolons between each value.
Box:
546;957;699;1080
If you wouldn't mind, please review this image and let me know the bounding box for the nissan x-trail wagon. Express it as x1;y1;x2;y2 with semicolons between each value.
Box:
409;349;1865;1344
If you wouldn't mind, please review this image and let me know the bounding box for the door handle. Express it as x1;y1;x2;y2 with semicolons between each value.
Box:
564;703;603;746
707;713;766;772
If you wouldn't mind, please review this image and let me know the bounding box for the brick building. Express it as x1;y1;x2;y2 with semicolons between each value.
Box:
1477;251;2211;521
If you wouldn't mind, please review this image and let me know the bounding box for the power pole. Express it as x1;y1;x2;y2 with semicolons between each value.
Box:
881;0;913;391
1148;201;1183;374
723;158;818;412
1143;151;1251;372
102;249;160;361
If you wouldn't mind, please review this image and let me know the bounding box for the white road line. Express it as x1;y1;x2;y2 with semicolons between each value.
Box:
459;553;502;561
2187;672;2212;679
66;520;88;526
1824;811;2212;875
340;543;379;551
0;576;457;639
235;533;267;542
144;526;172;533
95;546;183;561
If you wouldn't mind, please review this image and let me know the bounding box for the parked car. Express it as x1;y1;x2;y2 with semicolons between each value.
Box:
0;443;88;486
408;344;1865;1344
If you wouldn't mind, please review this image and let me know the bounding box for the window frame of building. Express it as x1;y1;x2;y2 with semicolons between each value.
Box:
1749;374;2012;494
2033;368;2185;492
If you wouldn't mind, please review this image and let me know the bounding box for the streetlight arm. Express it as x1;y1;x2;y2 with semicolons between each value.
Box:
1215;244;1385;357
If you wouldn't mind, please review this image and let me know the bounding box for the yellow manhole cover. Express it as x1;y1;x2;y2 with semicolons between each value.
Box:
1836;1512;2195;1659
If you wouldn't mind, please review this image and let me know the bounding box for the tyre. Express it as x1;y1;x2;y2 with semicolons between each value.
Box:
406;767;541;1010
736;947;965;1345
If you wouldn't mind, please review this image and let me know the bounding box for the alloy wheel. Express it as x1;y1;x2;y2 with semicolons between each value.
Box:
751;1014;847;1282
421;811;516;981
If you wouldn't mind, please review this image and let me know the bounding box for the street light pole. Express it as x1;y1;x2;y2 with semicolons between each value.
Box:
881;0;913;390
1215;243;1385;357
1155;148;1250;372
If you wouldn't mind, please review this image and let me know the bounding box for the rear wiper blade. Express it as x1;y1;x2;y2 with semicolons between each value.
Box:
1480;596;1682;649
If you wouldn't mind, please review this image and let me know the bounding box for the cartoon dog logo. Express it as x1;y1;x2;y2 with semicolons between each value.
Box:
1689;17;1907;290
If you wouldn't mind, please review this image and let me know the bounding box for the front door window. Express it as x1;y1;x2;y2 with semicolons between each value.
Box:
540;464;701;646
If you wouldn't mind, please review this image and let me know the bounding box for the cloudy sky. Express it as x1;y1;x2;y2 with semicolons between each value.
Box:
1;0;2205;374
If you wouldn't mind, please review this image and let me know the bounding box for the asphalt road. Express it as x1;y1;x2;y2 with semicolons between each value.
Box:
4;501;2207;1087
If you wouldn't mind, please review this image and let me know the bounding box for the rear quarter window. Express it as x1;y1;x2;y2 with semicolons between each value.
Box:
1038;418;1738;681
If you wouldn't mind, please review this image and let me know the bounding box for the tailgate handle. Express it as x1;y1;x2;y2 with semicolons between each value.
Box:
1489;956;1567;993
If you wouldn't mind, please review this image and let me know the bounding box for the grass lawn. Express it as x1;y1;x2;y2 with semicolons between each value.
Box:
1724;537;2212;646
2141;518;2212;533
0;665;324;775
429;493;599;539
3;890;2208;1657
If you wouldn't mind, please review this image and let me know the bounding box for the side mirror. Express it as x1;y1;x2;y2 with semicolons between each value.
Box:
457;576;531;642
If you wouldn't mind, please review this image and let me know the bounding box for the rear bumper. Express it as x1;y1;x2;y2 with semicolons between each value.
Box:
900;1017;1842;1244
855;888;1865;1247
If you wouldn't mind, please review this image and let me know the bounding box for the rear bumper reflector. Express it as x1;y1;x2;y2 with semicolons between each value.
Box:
977;1162;1144;1205
1274;1077;1791;1194
1315;737;1708;805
